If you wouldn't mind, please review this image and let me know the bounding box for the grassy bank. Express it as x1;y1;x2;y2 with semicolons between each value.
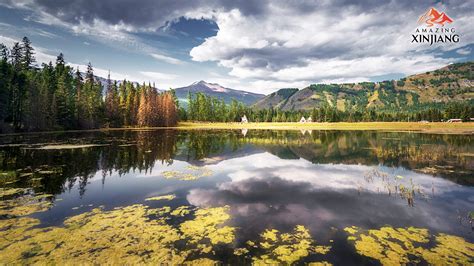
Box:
177;122;474;134
1;122;473;136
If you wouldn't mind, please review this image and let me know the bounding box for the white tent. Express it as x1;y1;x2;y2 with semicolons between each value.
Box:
299;116;306;123
241;115;248;123
307;116;312;122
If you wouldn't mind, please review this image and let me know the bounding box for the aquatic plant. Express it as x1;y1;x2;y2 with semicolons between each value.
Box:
0;204;237;264
0;187;25;198
345;226;474;265
170;206;193;216
0;192;54;216
180;206;235;250
238;225;331;265
0;204;181;264
161;166;213;181
144;194;176;201
363;168;428;207
0;171;18;187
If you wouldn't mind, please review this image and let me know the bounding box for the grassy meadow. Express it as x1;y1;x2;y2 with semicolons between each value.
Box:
177;121;474;134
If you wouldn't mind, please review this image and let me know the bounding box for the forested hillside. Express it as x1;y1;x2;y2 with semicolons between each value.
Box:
254;62;473;113
0;37;178;133
253;88;298;110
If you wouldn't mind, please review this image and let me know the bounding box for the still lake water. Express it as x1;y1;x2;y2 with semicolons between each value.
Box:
0;129;473;264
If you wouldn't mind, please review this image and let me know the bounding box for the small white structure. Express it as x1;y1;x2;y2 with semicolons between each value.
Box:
299;116;306;123
447;118;462;123
241;115;248;123
307;116;312;123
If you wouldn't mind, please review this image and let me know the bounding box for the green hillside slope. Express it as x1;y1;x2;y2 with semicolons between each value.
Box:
254;62;473;112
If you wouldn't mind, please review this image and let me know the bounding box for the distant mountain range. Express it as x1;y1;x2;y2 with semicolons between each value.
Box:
253;62;473;111
93;76;263;106
94;62;472;111
174;80;265;106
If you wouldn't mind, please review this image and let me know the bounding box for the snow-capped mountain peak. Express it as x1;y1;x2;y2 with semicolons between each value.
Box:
191;80;228;92
174;80;265;106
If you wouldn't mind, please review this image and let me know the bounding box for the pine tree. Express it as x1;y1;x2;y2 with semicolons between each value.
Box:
0;55;10;130
55;53;65;74
74;67;84;127
131;86;140;125
119;80;128;125
169;88;179;110
82;62;96;128
21;37;35;69
23;70;41;131
10;42;22;69
187;92;194;121
105;72;120;127
0;43;9;62
53;53;76;129
85;62;94;83
137;88;147;127
162;92;178;126
56;72;69;127
105;72;113;123
7;42;27;129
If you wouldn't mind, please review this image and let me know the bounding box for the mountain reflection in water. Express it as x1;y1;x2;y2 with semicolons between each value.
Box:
0;129;473;264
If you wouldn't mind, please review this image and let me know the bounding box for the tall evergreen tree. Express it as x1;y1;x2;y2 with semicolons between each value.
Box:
0;43;9;61
10;42;22;69
21;37;35;69
105;72;120;127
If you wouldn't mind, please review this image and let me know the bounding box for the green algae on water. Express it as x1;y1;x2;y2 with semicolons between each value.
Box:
344;226;474;265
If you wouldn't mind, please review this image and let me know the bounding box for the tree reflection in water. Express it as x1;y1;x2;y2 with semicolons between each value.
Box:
0;129;472;197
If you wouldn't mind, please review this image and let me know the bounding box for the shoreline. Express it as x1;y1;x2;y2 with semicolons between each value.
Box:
0;122;473;136
177;122;474;134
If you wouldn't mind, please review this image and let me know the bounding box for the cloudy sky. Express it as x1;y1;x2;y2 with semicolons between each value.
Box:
0;0;472;94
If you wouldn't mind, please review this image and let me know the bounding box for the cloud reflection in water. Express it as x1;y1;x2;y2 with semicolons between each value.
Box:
188;152;474;241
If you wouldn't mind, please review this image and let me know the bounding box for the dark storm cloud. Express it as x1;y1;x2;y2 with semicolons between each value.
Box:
34;0;203;28
17;0;268;29
4;0;439;30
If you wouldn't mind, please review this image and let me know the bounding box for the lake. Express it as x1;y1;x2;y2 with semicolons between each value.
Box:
0;129;473;264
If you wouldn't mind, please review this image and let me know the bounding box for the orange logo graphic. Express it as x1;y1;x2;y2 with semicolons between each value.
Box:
418;7;453;27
